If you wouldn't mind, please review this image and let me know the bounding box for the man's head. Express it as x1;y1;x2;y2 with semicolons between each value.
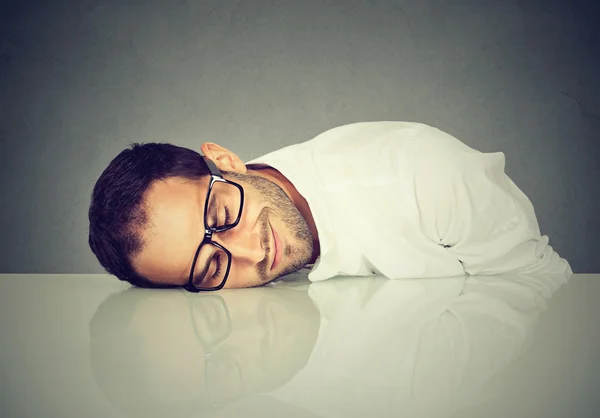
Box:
88;142;314;289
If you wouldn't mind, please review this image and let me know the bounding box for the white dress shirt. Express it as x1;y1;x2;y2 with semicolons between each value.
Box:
246;122;571;281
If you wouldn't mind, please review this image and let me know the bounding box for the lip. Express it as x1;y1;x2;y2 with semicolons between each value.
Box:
270;221;282;271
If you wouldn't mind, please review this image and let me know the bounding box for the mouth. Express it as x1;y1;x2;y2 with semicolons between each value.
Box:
269;220;282;271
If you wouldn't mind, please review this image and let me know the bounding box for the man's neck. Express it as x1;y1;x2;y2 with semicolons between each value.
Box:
247;164;320;263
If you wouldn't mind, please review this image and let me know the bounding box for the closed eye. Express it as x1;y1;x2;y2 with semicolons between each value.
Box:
224;205;232;225
212;255;223;279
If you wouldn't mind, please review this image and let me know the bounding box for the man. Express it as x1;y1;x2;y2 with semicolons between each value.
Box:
88;122;571;290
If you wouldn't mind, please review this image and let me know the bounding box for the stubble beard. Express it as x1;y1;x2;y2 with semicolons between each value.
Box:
225;171;314;283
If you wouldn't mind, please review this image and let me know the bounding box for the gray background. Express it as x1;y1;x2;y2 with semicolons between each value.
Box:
1;0;598;274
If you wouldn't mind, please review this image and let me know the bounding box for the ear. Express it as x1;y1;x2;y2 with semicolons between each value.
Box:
200;142;247;174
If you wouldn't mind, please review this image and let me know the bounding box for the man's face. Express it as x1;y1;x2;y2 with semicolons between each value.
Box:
132;170;313;288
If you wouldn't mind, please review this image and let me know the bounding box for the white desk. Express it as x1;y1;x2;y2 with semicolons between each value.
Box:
0;273;598;418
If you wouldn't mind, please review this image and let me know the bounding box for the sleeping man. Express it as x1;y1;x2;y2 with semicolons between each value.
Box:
88;122;571;291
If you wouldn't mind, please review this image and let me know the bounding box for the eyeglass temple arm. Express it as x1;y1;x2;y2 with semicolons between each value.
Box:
202;156;223;177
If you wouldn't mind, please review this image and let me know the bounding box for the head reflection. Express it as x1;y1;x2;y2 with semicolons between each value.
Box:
89;285;319;417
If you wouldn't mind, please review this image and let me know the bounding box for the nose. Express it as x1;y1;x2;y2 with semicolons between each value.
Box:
212;228;266;266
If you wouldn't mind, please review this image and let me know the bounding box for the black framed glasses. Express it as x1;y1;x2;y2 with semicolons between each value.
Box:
185;157;244;292
186;293;244;407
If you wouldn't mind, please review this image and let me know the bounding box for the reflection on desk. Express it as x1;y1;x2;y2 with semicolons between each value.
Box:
90;271;574;418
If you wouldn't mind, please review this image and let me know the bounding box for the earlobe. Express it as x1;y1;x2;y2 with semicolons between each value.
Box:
200;142;247;174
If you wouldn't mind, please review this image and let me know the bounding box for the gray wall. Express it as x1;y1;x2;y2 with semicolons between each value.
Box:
1;0;598;274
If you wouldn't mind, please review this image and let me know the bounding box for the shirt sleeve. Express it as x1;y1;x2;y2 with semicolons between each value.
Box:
412;129;572;276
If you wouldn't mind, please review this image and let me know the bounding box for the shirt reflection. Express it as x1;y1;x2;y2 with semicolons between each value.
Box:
89;270;570;417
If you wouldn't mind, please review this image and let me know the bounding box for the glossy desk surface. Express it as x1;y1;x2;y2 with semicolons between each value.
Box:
0;272;598;418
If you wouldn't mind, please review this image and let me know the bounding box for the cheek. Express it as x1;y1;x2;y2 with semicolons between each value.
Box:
233;193;271;242
223;266;250;288
224;263;265;289
238;192;264;224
